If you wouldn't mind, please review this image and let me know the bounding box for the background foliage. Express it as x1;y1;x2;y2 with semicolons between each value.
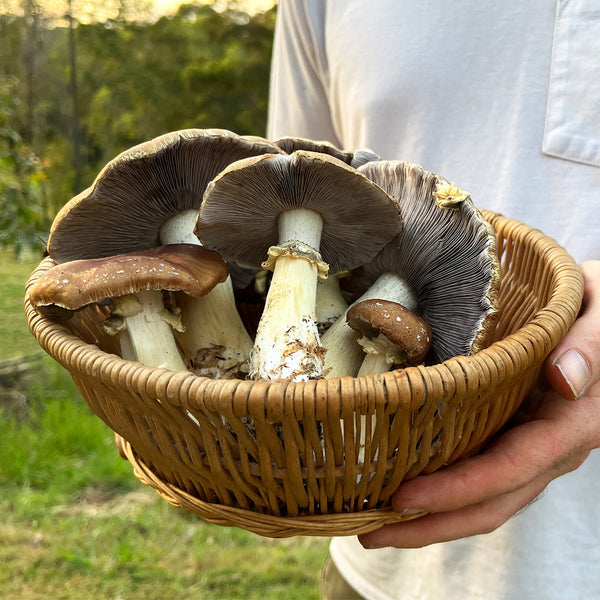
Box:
0;0;276;255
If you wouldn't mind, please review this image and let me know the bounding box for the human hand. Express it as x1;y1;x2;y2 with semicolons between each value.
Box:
359;260;600;549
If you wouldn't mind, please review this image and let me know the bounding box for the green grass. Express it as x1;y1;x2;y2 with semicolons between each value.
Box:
0;249;44;361
0;358;329;599
0;252;330;599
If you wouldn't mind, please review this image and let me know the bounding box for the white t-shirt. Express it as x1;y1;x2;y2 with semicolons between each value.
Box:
268;1;600;599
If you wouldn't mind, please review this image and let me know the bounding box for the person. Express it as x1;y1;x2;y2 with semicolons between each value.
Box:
267;1;600;598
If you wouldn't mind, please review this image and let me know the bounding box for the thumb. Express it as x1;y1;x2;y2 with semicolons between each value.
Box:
546;261;600;400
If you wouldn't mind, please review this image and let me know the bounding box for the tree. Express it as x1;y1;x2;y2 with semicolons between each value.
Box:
0;0;278;252
0;76;48;255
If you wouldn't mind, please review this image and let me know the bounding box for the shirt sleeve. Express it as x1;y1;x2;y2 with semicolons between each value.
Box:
267;0;341;146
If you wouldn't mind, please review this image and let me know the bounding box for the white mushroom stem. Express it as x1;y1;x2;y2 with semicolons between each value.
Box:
353;337;392;469
321;272;418;378
355;335;399;377
315;271;348;334
112;290;188;371
279;206;323;249
161;209;253;377
250;207;326;381
175;284;251;377
117;328;136;362
354;336;397;466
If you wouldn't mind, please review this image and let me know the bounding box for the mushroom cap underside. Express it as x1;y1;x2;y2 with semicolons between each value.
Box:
273;136;380;169
47;128;283;263
195;151;403;273
273;136;355;165
358;160;501;363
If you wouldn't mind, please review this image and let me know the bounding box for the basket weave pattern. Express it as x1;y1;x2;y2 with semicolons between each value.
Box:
25;211;583;537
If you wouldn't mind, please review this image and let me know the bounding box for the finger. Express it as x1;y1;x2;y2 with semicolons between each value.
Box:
546;260;600;400
389;409;578;514
359;470;551;549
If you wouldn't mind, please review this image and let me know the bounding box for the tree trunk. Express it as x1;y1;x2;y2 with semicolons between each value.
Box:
67;0;83;194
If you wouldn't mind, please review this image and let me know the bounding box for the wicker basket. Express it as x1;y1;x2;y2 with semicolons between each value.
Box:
25;211;583;537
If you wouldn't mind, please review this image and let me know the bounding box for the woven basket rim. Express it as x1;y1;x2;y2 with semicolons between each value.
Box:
24;211;583;407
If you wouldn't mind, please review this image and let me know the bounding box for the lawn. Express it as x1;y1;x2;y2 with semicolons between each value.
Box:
0;250;45;361
0;252;330;599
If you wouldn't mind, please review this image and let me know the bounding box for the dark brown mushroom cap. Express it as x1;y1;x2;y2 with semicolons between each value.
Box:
194;150;402;273
273;136;354;163
357;161;501;363
273;136;379;168
346;298;432;366
29;244;228;315
47;129;283;264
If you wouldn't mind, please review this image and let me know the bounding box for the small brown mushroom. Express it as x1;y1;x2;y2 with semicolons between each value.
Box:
346;298;432;466
29;244;228;372
346;298;432;376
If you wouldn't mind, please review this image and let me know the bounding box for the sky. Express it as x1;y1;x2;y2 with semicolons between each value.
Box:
0;0;276;21
154;0;275;14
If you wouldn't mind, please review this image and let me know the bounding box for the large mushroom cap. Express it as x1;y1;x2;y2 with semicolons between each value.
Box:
30;244;228;315
358;160;501;363
194;150;402;273
47;129;283;263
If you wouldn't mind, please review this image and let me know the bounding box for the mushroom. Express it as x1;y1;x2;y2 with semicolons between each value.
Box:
346;299;432;376
195;150;403;381
321;161;501;377
29;244;228;371
46;128;283;377
315;270;350;335
346;298;432;467
272;136;380;168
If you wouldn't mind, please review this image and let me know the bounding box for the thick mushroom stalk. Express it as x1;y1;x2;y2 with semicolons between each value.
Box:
28;245;228;372
315;270;349;335
107;290;188;371
195;151;402;382
161;209;253;378
251;207;327;380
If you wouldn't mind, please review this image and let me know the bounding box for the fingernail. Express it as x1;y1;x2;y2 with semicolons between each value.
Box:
554;349;590;400
364;542;386;549
399;507;425;517
359;535;390;550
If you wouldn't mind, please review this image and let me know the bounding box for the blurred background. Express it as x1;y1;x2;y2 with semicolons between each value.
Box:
0;2;330;598
1;0;277;256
